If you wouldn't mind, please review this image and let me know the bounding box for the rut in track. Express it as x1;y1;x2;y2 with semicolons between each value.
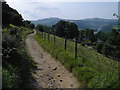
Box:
25;32;79;88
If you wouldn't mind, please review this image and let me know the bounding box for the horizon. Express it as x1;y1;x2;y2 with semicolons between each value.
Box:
31;17;118;21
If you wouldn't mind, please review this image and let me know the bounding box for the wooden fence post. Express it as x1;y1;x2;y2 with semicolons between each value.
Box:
42;32;43;38
53;29;56;44
48;33;50;41
41;31;42;38
75;38;78;59
64;36;67;50
44;32;46;41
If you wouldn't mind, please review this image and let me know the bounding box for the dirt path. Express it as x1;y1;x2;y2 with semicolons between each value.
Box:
25;32;79;88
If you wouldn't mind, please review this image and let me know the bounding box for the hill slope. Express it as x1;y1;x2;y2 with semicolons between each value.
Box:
31;18;118;32
2;2;24;26
32;18;61;26
34;31;119;88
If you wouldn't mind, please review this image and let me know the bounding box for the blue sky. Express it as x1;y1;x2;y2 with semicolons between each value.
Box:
6;0;118;20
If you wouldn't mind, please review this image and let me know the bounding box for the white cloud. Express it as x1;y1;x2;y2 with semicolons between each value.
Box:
5;0;118;20
35;0;119;2
5;1;61;20
5;0;120;2
0;0;5;2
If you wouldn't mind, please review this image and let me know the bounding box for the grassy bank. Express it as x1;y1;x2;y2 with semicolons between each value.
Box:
2;24;36;88
34;31;119;88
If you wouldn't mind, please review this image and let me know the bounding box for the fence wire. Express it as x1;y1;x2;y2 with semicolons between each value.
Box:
38;31;78;59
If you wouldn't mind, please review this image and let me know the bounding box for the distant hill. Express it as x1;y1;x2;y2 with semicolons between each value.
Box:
31;18;118;32
31;18;61;26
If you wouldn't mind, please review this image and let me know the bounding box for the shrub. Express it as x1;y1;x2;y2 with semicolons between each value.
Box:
2;64;19;88
2;24;35;88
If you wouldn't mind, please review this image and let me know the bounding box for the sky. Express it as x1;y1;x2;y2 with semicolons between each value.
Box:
5;0;119;20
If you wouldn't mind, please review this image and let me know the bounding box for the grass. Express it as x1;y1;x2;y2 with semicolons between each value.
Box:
2;25;36;88
34;31;120;88
2;64;19;88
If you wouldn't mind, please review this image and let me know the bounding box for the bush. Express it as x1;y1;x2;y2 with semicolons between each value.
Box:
2;24;35;88
2;64;19;88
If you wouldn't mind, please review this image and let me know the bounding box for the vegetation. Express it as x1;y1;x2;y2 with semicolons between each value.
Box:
2;24;35;88
2;2;24;26
2;2;35;28
95;29;120;60
35;30;119;88
2;1;120;89
31;17;118;32
36;20;79;39
36;24;44;32
2;2;36;88
35;20;120;61
79;29;96;43
54;20;79;39
32;17;61;26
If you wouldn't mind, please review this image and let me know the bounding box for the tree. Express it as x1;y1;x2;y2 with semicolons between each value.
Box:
101;44;111;56
69;23;79;39
96;43;104;53
96;29;120;59
107;29;120;46
113;13;120;19
79;29;96;42
23;20;35;29
54;20;79;39
24;20;31;25
55;20;66;37
2;2;24;26
79;30;84;42
95;31;108;42
29;24;35;29
87;29;96;42
36;25;44;32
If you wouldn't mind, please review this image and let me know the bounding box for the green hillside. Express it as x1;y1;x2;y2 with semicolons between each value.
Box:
31;18;118;32
32;18;61;26
2;1;120;89
2;2;36;88
34;31;120;88
2;2;24;26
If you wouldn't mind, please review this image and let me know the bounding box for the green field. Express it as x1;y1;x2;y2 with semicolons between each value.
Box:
34;31;119;88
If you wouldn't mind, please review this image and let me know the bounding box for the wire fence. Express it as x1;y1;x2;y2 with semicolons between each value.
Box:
37;31;120;61
37;31;78;59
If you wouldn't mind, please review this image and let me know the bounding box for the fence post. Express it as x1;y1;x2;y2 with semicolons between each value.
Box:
54;34;55;43
45;33;46;40
41;32;42;38
39;32;42;38
41;31;43;38
44;32;46;41
53;29;56;44
64;36;67;50
75;38;78;59
48;33;50;41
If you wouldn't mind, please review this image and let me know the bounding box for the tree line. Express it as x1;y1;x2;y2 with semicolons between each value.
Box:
2;2;35;29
